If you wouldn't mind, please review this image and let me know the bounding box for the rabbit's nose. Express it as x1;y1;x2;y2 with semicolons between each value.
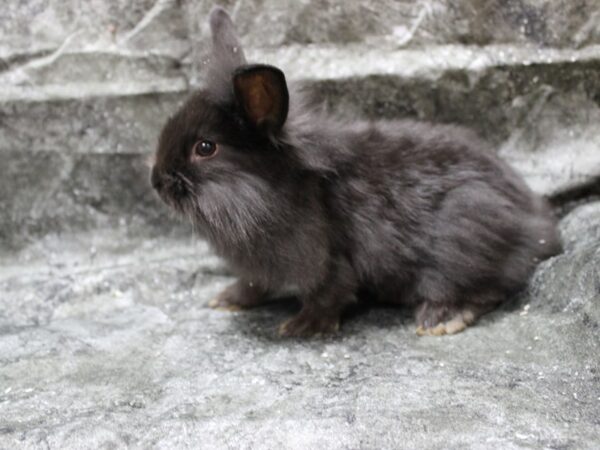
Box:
151;167;163;191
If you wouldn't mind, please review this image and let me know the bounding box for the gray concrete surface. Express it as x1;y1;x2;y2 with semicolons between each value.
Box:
1;203;599;449
1;1;599;449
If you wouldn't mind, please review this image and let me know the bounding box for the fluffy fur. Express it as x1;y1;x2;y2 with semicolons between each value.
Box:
151;7;561;337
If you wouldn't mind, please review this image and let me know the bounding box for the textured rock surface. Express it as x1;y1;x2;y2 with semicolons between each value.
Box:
3;0;599;58
2;44;600;250
0;92;187;250
1;1;599;448
0;204;599;449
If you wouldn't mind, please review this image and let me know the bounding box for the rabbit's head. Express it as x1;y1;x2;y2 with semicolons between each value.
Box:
151;7;296;243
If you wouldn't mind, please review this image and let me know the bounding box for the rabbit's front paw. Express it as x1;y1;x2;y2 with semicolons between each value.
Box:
208;281;267;311
278;310;340;338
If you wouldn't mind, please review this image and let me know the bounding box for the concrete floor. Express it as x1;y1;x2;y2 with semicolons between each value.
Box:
1;202;599;449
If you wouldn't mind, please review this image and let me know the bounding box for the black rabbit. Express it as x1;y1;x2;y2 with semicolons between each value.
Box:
151;7;561;337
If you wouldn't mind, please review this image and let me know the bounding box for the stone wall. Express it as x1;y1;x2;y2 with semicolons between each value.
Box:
2;0;600;249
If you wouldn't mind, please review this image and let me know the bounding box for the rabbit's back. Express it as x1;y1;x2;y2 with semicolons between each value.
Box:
327;120;561;302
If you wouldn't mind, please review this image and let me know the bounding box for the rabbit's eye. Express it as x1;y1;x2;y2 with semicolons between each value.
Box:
193;140;218;158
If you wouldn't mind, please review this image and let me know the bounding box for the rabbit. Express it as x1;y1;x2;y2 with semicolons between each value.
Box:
150;7;562;337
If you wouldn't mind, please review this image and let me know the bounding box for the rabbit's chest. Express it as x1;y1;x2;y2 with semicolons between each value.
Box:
217;225;330;291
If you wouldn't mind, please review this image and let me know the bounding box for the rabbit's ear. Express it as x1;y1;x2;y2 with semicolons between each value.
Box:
209;7;246;72
233;64;289;133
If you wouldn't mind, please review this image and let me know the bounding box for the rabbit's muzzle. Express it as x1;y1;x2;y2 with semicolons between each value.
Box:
151;167;188;205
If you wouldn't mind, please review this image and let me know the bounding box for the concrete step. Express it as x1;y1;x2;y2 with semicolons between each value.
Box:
2;44;598;152
2;44;600;250
3;0;598;63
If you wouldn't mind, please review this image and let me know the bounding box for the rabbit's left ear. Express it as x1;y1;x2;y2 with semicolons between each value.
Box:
233;64;289;133
208;7;246;84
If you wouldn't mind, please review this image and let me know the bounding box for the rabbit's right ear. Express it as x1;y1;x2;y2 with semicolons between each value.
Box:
233;64;289;134
208;7;246;77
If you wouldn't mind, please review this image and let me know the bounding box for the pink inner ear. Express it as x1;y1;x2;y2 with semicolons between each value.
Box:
234;65;288;130
246;80;274;123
